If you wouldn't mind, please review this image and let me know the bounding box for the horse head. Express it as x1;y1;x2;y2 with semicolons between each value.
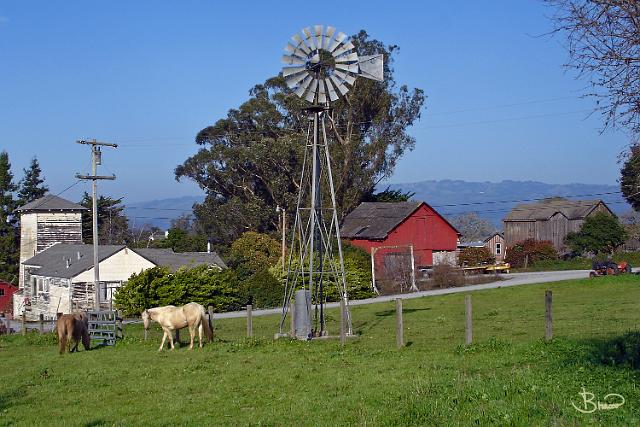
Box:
141;309;150;330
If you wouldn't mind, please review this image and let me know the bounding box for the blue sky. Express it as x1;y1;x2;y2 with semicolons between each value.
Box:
0;1;630;204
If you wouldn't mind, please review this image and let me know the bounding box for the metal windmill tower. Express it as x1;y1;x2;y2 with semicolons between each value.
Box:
278;25;383;338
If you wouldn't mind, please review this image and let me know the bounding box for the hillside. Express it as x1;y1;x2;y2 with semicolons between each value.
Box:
388;179;628;227
124;180;629;229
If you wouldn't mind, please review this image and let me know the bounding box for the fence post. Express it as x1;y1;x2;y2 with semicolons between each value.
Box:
116;310;124;339
340;299;346;346
21;312;26;335
207;305;214;338
465;295;472;345
289;299;295;338
247;304;253;338
39;314;44;333
545;290;553;341
396;298;404;349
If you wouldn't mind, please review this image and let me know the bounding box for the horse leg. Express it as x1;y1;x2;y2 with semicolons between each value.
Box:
198;323;204;348
188;325;195;350
158;331;168;352
168;330;175;350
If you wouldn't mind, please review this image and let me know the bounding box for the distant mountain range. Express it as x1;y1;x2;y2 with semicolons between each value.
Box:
124;180;629;230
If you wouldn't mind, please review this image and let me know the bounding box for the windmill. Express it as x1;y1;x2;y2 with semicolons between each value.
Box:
278;25;383;338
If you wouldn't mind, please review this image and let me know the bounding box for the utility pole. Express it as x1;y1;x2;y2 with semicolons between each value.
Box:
276;205;286;273
76;139;117;310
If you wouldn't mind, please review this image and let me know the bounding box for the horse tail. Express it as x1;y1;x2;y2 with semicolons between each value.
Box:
202;307;214;343
57;317;67;354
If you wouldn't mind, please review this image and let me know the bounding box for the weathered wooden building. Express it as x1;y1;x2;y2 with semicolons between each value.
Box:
503;199;613;252
457;232;506;263
15;195;87;289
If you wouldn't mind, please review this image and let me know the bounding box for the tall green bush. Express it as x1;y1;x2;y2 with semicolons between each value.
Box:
114;265;242;316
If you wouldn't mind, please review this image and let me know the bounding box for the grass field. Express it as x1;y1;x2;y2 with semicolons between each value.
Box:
1;276;640;426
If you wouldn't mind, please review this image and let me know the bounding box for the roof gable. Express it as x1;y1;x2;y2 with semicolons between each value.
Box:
15;195;87;213
504;199;611;222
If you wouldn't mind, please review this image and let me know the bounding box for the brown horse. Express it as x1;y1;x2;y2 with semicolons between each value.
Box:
142;302;213;351
56;312;91;354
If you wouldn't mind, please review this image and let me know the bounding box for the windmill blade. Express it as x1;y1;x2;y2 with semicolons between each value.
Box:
323;26;335;49
294;74;313;97
304;78;319;103
308;52;320;64
330;74;349;95
283;66;306;77
284;43;307;60
286;71;308;89
334;52;358;63
282;55;305;65
334;70;356;85
358;54;384;81
291;34;311;54
324;78;339;101
302;27;316;51
314;25;323;51
335;62;359;74
317;79;327;104
328;32;347;53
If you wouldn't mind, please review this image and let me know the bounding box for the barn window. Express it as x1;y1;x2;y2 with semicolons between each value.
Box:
496;243;501;255
0;289;4;296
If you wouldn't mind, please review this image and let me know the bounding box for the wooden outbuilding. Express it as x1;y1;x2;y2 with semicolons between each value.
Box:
503;199;613;252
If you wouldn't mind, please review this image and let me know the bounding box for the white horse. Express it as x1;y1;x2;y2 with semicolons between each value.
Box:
142;302;214;351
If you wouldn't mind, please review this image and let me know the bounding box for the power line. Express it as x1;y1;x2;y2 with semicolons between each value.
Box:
430;191;622;209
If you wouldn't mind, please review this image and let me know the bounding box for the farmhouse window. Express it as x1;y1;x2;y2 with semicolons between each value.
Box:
37;278;44;292
496;243;501;255
31;277;37;295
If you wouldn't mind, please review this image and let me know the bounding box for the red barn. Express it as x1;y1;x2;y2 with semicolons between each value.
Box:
341;201;461;267
0;280;18;316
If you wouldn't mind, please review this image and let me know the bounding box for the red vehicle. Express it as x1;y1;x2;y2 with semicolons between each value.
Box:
589;260;632;278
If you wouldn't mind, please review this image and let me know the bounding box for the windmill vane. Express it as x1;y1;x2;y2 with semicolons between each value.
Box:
282;25;384;104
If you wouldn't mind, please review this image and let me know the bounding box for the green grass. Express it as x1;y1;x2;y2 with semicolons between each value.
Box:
514;251;640;272
1;276;640;426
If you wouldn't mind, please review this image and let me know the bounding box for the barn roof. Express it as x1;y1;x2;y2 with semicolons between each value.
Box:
341;202;422;239
132;248;227;271
24;244;125;279
15;195;87;213
341;201;460;240
504;199;612;221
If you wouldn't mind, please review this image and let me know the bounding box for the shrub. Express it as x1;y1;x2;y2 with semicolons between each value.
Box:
458;247;494;266
505;239;558;268
565;212;627;255
231;232;281;277
114;265;243;316
239;269;283;309
432;264;464;289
